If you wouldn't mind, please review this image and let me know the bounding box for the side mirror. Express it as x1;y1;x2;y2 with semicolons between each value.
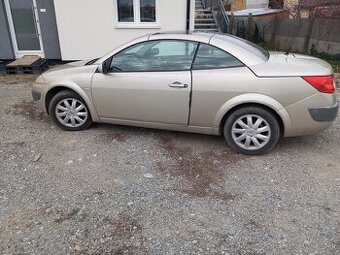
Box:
98;57;112;74
97;62;108;74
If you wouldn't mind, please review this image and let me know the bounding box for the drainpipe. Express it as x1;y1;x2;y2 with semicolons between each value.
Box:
186;0;190;31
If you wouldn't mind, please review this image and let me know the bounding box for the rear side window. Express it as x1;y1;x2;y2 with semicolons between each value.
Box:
193;44;244;70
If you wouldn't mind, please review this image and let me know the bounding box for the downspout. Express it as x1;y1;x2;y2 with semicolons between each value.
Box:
186;0;191;31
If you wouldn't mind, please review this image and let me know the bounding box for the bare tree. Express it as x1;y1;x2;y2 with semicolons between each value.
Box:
270;0;340;19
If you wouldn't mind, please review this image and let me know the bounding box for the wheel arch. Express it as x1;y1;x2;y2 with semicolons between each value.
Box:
215;94;290;136
45;84;99;122
219;103;285;136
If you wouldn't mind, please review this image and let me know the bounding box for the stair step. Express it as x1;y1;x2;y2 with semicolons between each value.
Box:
195;18;215;22
195;9;212;12
195;24;217;27
195;26;217;29
195;15;214;20
194;29;219;32
195;21;216;24
195;13;213;16
195;22;216;26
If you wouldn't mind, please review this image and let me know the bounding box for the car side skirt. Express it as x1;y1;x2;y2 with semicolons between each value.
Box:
100;117;220;136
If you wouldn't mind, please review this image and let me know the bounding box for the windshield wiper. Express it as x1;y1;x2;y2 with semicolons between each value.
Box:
85;58;100;65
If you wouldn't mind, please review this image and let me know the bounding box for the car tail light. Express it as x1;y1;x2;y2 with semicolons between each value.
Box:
302;75;335;93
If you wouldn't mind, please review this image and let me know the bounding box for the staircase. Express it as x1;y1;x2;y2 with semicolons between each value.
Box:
194;0;219;32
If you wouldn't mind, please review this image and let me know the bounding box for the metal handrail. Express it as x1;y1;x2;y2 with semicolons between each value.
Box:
201;0;229;33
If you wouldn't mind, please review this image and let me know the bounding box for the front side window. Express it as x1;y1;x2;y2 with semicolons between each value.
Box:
193;44;244;70
116;0;156;24
110;40;198;72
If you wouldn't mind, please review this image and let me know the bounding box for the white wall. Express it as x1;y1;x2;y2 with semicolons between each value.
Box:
54;0;189;60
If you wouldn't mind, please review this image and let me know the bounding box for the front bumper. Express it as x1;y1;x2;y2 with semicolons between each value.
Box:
31;90;41;101
309;101;339;122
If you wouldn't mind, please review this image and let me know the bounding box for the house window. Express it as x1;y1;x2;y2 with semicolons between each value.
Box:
116;0;157;26
117;0;135;22
140;0;156;22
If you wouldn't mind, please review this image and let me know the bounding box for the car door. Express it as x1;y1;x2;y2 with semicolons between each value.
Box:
189;43;247;127
91;40;198;125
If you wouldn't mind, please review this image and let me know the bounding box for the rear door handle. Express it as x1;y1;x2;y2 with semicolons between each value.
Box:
168;81;188;88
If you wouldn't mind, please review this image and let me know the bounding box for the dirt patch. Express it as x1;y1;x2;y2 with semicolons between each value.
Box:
96;132;129;143
157;135;244;202
0;74;38;85
10;100;46;120
69;213;147;254
111;213;146;254
54;208;82;224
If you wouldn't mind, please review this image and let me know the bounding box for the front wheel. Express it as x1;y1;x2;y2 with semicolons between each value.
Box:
49;90;92;131
224;106;280;155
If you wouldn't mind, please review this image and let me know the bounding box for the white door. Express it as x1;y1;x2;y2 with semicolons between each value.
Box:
4;0;45;58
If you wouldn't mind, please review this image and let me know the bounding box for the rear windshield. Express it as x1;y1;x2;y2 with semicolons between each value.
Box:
224;35;270;61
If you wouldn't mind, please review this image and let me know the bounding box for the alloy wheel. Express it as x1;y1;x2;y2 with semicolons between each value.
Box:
231;114;271;151
55;98;88;128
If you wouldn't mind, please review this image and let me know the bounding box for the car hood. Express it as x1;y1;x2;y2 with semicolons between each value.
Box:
249;52;333;77
40;60;99;86
45;60;91;73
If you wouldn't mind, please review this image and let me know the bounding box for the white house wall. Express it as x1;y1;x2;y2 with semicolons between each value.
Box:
53;0;189;60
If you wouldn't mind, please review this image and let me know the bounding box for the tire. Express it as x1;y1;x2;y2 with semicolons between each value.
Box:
49;90;92;131
223;106;280;155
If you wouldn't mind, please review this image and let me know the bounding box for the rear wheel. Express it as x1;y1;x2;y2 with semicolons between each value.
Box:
49;90;92;131
224;106;280;155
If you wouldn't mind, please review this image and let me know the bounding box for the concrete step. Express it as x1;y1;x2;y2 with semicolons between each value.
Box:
195;26;218;30
195;13;213;17
195;18;215;23
195;24;217;27
195;16;214;20
195;9;213;13
194;28;219;32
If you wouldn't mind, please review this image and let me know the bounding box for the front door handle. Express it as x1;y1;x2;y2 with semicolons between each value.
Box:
168;81;188;88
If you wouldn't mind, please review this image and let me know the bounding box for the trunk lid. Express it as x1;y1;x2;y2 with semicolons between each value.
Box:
249;52;333;77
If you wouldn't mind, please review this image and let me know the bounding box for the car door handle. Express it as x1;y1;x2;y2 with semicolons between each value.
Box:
168;81;188;88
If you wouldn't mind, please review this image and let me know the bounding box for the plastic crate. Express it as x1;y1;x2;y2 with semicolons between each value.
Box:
0;60;12;74
6;59;49;75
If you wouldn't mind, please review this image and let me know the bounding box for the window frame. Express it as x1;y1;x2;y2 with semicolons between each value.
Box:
114;0;160;29
103;40;246;73
191;43;245;71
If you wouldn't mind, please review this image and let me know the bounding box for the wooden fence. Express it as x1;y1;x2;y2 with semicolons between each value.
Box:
228;14;340;58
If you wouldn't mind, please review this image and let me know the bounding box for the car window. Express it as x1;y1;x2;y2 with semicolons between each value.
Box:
192;44;244;70
110;40;198;72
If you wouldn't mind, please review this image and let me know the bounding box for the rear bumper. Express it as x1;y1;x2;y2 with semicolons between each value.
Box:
309;101;339;122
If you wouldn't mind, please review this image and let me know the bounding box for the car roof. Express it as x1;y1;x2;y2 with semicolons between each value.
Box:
148;31;215;43
98;32;267;66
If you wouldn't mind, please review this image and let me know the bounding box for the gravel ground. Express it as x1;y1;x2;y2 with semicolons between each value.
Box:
0;75;339;255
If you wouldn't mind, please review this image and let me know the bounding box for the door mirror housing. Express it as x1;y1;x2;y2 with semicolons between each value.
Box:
98;57;112;74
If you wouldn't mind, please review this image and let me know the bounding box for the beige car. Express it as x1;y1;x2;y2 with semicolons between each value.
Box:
32;32;338;155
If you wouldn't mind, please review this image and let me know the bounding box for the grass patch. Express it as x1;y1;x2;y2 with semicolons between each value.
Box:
326;59;340;73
